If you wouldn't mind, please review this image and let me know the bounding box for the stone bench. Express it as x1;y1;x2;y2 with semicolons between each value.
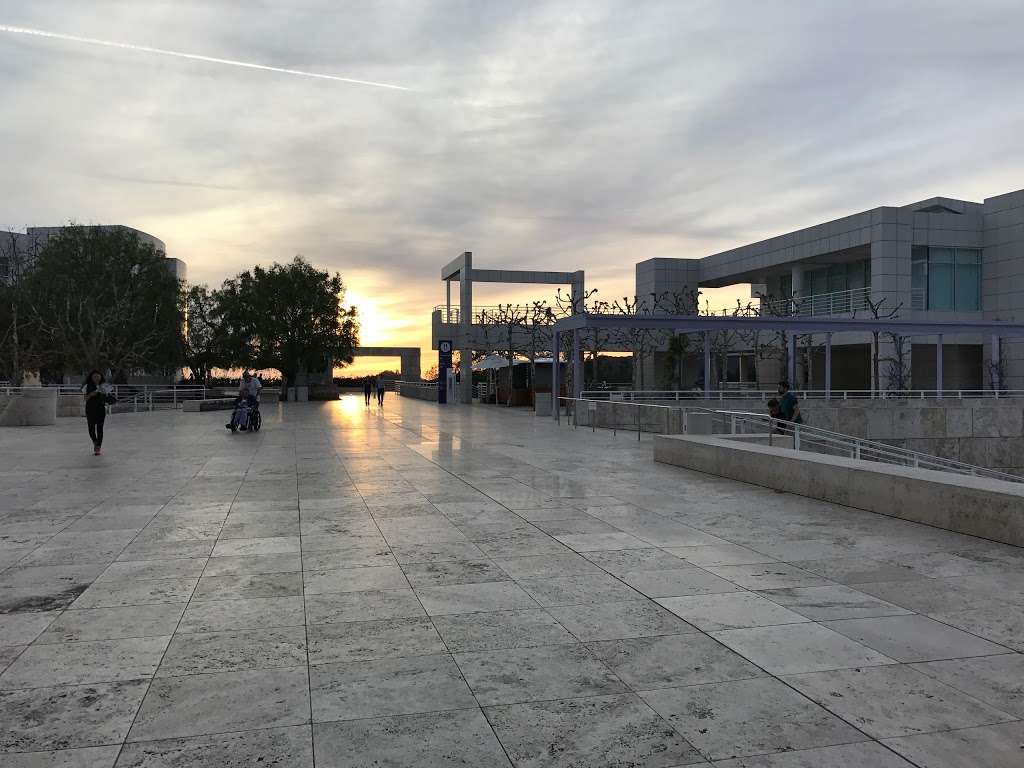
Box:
654;434;1024;547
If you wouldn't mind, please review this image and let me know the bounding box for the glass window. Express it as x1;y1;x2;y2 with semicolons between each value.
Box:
954;248;981;311
927;247;955;311
911;247;928;310
808;269;828;295
827;265;846;293
779;274;792;299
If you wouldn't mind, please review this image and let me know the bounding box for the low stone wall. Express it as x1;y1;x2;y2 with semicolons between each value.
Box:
398;384;437;402
623;397;1024;472
183;398;236;412
654;434;1024;547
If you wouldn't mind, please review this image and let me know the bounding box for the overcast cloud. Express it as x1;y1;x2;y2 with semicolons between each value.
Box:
2;0;1024;364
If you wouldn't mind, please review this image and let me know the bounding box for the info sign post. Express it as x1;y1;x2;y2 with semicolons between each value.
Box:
438;340;453;404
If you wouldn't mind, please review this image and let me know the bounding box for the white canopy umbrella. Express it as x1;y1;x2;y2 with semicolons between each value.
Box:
473;354;522;371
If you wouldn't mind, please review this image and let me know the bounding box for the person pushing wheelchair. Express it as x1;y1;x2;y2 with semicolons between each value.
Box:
226;371;262;431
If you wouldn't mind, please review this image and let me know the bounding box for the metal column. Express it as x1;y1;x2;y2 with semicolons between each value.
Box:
787;334;797;385
458;253;473;404
936;334;943;398
825;332;832;400
992;335;1001;394
551;330;560;422
572;328;582;398
703;331;711;399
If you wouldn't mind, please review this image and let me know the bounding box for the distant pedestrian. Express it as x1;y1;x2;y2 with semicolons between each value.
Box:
82;370;111;455
777;381;803;427
363;377;372;407
766;398;785;434
375;375;386;407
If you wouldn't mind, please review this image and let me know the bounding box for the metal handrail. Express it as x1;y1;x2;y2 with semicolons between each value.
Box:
555;396;1022;484
703;408;1023;483
580;389;1024;402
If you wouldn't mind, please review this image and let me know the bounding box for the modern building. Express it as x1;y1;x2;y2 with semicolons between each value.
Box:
0;224;186;285
636;187;1024;391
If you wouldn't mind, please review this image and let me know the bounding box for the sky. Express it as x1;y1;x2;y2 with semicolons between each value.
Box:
2;1;1024;376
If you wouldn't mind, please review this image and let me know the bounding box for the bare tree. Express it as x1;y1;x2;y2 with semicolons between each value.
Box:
854;296;902;393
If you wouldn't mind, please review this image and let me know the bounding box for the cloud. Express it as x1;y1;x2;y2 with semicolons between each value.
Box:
2;0;1024;364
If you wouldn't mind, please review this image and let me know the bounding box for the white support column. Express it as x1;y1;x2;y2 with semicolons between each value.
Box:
572;328;582;398
703;331;711;399
445;279;451;320
936;334;944;398
825;332;832;400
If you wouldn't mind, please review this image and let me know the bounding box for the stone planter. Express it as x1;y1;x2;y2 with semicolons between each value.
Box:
0;387;58;426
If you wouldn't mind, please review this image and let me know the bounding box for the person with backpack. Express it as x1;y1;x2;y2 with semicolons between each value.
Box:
777;380;803;429
82;370;112;455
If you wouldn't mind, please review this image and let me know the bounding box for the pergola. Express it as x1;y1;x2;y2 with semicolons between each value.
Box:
550;314;1024;412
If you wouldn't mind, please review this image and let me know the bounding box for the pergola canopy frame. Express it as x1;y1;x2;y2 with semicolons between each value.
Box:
550;314;1024;413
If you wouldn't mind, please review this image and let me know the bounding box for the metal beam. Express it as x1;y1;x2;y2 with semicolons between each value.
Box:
552;313;1024;338
936;334;944;397
470;269;581;285
787;334;796;385
551;330;560;422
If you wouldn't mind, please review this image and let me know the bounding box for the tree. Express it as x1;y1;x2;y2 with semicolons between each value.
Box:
21;225;184;379
854;296;902;394
182;284;227;385
0;229;41;385
216;256;358;391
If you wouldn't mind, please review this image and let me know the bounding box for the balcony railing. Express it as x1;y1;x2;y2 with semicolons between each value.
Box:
762;286;873;317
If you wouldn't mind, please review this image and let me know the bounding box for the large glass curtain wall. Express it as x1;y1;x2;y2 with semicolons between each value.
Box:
911;247;981;311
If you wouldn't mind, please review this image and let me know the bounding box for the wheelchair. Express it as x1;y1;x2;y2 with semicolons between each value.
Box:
227;398;261;433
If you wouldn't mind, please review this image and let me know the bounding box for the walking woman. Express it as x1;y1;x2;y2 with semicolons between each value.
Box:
363;376;373;407
82;370;109;455
375;375;386;407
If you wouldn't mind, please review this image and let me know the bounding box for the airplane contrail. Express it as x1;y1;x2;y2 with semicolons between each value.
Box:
0;24;413;91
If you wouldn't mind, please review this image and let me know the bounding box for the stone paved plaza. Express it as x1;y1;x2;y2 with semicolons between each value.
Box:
1;395;1023;767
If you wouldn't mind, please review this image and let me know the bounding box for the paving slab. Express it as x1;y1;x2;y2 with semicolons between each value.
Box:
882;720;1024;768
0;636;170;688
455;643;628;705
822;614;1011;662
639;676;867;761
313;709;512;768
127;667;310;742
757;585;913;621
711;622;895;675
116;725;313;768
176;596;304;633
0;680;150;751
587;632;764;689
657;592;809;631
310;653;476;721
307;616;446;664
547;600;698;641
432;608;576;652
910;653;1024;717
485;693;704;767
783;665;1016;739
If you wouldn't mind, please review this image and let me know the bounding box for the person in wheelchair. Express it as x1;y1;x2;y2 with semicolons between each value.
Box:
226;371;262;431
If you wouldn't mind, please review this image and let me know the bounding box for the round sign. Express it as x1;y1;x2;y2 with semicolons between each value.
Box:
440;341;452;353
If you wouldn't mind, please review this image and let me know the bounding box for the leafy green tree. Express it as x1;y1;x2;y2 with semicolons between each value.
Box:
216;256;358;390
183;284;228;385
21;226;184;379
